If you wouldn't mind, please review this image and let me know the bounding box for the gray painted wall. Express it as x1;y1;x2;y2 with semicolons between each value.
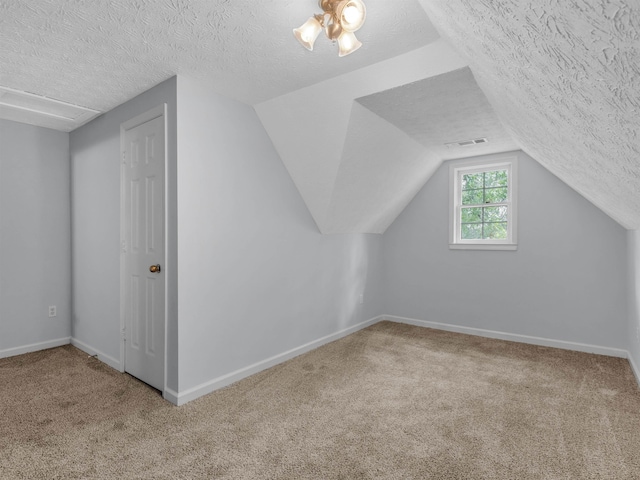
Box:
383;151;628;349
0;120;71;352
69;77;179;390
5;75;635;399
628;230;640;377
176;76;384;392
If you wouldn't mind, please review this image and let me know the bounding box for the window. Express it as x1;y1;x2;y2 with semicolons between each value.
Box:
449;155;517;250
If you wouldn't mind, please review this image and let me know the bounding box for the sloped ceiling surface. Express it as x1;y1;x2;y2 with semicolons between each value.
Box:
356;67;519;160
256;57;520;233
325;102;434;234
256;42;507;233
2;0;637;233
418;0;640;229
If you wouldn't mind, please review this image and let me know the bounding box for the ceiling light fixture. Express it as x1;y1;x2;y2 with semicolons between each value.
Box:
294;0;366;57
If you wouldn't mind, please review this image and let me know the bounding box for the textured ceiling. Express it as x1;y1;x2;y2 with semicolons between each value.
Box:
2;0;638;233
357;67;519;160
0;86;100;132
0;0;433;115
418;0;640;229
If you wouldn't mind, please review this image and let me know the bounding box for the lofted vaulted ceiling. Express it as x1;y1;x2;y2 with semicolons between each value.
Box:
420;0;640;229
1;1;638;231
255;58;519;233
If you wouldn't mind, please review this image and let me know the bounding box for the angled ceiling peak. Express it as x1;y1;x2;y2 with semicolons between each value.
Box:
419;0;640;229
256;43;519;234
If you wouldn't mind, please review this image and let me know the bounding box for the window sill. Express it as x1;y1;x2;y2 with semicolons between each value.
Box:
449;243;518;251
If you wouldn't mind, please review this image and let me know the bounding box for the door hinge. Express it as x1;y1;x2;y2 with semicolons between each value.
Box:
122;152;126;164
121;240;127;254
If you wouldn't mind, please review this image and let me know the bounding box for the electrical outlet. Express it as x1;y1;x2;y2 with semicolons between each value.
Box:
359;294;364;305
48;306;57;318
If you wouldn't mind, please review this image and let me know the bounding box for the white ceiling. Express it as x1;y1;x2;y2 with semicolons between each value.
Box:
356;67;519;160
1;0;638;231
419;0;640;229
256;57;519;233
0;0;433;109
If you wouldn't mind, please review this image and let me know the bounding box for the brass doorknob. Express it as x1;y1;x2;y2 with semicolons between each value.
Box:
149;264;161;273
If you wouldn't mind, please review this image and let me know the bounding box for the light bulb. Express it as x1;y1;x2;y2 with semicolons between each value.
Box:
337;31;362;57
343;5;360;24
293;17;323;51
337;0;366;32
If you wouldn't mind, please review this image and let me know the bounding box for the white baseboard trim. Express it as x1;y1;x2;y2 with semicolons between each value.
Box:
70;338;121;371
383;315;629;359
0;337;71;360
173;315;385;406
163;388;180;405
628;352;640;388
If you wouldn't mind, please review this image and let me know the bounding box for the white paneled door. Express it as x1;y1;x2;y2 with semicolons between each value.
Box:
121;107;165;391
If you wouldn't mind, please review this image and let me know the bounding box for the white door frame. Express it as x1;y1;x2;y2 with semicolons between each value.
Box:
119;104;168;394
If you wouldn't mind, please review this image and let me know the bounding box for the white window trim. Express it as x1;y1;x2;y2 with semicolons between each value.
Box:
449;154;518;251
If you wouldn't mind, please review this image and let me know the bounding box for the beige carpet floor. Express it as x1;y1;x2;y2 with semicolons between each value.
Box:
1;321;640;479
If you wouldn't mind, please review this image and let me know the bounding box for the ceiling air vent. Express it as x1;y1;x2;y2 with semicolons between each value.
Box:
0;86;100;131
445;138;489;148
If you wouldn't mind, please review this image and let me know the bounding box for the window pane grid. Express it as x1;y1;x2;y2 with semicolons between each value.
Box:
462;170;508;206
460;179;509;240
461;202;509;208
450;158;517;249
460;221;508;240
461;221;506;225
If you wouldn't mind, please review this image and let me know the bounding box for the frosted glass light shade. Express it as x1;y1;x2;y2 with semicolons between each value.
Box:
337;31;362;57
336;0;366;32
293;17;323;51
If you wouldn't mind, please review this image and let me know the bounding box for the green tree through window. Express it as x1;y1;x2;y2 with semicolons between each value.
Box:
450;155;517;250
460;169;508;240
